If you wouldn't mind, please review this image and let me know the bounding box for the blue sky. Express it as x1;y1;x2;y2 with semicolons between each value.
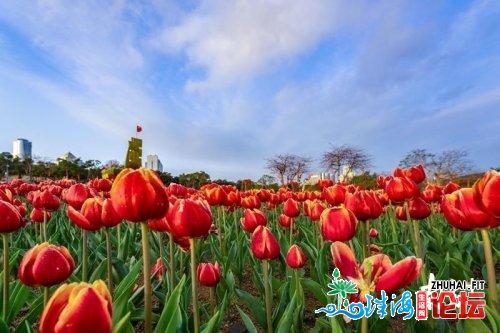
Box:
0;0;499;180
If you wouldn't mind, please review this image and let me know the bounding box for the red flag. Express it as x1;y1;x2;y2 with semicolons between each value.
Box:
136;125;142;133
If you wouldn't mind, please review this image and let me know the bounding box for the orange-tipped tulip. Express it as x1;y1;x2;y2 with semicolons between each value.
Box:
322;185;346;206
18;242;75;287
197;262;221;287
320;207;358;242
67;198;122;231
441;188;499;230
474;170;500;218
241;208;267;233
278;214;293;228
39;280;112;333
250;226;280;260
285;244;307;269
110;168;168;222
385;177;419;203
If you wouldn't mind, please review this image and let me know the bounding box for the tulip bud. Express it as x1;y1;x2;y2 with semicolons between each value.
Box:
32;190;61;212
241;209;267;232
0;200;23;233
151;258;166;281
168;198;213;239
197;262;221;287
369;228;378;238
283;198;300;218
285;244;307;269
18;242;75;287
408;197;431;220
64;184;90;210
39;280;112;333
250;226;280;260
320;207;358;242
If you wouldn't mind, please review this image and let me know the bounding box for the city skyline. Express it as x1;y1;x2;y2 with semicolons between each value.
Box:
1;1;499;180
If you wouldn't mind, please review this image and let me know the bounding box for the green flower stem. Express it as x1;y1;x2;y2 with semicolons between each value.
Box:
117;224;122;260
404;202;426;285
480;228;498;308
140;222;153;333
169;232;175;291
105;228;113;293
361;316;368;333
189;238;200;333
81;230;88;282
262;260;273;333
157;232;164;262
289;219;294;246
362;220;370;260
43;286;49;307
2;233;9;321
42;210;48;242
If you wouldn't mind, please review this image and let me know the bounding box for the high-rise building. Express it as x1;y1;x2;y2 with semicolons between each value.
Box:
12;138;32;160
145;154;163;172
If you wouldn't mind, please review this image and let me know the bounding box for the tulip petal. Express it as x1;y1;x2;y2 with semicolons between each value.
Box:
330;242;358;279
374;257;422;294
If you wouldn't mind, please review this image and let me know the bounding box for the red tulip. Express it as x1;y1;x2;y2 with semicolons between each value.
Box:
322;185;346;206
39;280;112;333
422;184;443;203
320;207;358;242
285;244;307;269
241;209;267;232
67;198;122;231
110;168;169;222
18;242;75;287
241;195;261;209
307;200;326;221
168;198;213;239
88;178;112;193
443;181;460;194
0;200;23;233
204;185;227;206
32;190;61;212
394;165;426;184
151;258;166;281
278;214;293;228
385;177;419;203
197;262;221;287
63;184;90;210
369;228;379;238
441;188;499;230
344;190;383;221
30;208;50;223
250;226;280;260
331;242;421;302
474;170;500;218
167;183;188;198
407;197;431;220
283;198;300;218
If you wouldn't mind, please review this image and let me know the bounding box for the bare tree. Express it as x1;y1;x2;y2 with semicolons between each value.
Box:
399;149;435;169
266;154;312;186
321;145;372;181
256;174;276;188
400;148;474;183
432;149;474;183
286;155;312;184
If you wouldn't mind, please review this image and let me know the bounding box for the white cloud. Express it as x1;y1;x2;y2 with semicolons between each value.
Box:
152;0;351;90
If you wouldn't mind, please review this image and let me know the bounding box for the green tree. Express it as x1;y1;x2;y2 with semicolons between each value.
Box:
178;171;210;188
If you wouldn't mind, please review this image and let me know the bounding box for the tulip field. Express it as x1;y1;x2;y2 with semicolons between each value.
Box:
0;166;498;333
